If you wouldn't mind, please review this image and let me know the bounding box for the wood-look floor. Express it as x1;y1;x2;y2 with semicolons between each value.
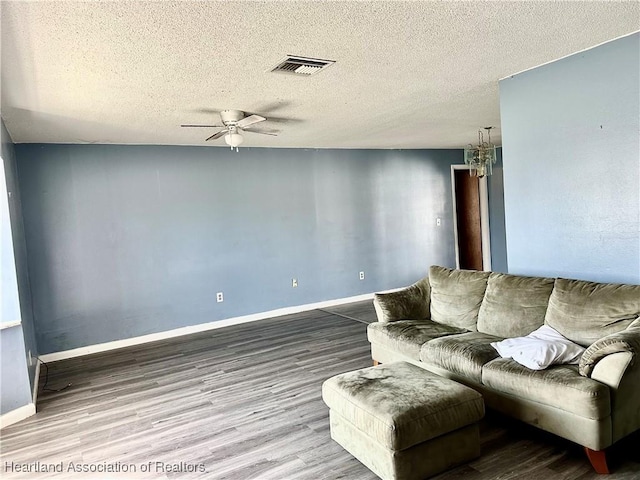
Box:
1;301;639;479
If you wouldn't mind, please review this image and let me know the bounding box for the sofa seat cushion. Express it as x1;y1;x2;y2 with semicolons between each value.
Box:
420;332;502;383
429;266;490;331
545;278;640;347
368;320;467;361
482;357;611;420
477;272;555;338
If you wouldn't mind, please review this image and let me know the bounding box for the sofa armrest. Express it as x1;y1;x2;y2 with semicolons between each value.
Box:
373;276;430;323
579;318;640;377
590;351;634;389
591;351;640;443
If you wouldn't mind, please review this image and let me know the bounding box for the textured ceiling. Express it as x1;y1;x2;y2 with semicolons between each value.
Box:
1;1;638;149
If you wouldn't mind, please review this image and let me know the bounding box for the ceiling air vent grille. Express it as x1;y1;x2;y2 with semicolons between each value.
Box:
271;56;335;76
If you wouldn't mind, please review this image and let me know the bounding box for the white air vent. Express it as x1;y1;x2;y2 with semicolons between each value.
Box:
271;56;335;76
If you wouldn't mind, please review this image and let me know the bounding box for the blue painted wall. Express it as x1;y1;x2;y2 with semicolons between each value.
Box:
16;145;466;354
488;148;507;273
1;123;21;325
0;326;33;414
1;119;36;414
500;33;639;284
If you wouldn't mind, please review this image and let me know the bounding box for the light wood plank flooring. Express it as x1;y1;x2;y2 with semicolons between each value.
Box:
1;302;639;479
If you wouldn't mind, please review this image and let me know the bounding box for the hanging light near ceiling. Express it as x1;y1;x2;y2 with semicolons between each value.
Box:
224;126;244;151
464;127;497;177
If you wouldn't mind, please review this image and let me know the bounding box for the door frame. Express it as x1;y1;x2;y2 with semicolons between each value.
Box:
450;165;492;271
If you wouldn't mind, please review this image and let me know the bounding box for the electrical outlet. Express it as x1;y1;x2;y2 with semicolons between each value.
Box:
292;278;298;288
436;218;441;226
359;271;365;280
216;292;224;303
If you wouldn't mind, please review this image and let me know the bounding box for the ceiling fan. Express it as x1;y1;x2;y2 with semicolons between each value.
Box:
181;110;277;151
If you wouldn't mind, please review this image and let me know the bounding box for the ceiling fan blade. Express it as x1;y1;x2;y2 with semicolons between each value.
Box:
252;115;302;124
195;108;222;115
251;101;291;114
181;124;223;128
244;129;278;136
205;130;228;141
237;115;266;128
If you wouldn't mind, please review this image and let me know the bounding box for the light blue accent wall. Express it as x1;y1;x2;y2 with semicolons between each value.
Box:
16;144;464;354
1;123;21;324
1;119;36;414
0;326;32;414
500;33;639;284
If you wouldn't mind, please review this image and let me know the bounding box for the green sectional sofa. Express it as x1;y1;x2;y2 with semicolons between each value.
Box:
368;266;640;474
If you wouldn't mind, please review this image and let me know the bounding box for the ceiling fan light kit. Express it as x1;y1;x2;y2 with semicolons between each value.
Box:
224;130;244;149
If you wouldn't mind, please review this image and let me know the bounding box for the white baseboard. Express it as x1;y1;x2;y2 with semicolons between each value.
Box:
0;403;36;429
39;291;384;364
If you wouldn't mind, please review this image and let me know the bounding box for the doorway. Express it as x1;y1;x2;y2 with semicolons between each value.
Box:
451;166;491;271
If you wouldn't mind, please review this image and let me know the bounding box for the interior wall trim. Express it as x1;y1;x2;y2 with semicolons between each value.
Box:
32;360;41;405
450;164;492;271
0;403;36;430
38;290;398;364
0;321;22;330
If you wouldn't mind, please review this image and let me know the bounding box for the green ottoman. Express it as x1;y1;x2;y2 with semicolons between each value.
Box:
322;361;484;480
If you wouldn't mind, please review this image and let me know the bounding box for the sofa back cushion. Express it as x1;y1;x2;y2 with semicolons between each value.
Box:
429;266;490;331
545;278;640;347
477;272;555;338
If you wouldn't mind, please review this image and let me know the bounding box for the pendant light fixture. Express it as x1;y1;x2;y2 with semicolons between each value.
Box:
464;127;497;177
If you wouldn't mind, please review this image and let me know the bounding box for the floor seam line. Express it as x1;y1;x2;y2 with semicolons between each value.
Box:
317;309;370;325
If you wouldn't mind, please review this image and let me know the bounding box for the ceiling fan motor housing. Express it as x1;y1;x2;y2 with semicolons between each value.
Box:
220;110;245;125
